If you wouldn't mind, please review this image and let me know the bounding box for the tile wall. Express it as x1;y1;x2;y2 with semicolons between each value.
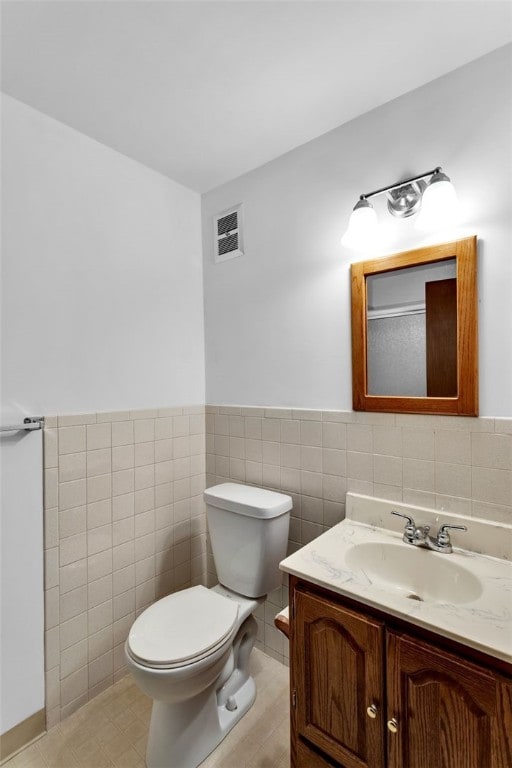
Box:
41;403;511;724
42;406;206;727
205;406;512;664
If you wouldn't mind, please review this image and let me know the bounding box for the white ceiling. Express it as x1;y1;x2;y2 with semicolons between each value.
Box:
2;1;511;192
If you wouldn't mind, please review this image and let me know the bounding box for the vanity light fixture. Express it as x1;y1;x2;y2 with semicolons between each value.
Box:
341;167;458;250
415;168;459;230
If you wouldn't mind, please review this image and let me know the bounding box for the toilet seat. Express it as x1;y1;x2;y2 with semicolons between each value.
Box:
127;585;239;669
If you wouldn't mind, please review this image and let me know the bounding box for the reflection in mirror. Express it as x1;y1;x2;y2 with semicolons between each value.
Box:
367;259;456;397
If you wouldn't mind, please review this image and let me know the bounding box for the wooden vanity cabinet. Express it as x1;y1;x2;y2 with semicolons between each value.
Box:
386;632;512;768
293;588;385;768
289;579;512;768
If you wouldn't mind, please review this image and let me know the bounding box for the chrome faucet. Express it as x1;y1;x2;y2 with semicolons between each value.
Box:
391;511;467;554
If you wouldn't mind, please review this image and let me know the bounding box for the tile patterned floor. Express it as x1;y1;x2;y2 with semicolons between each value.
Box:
5;649;290;768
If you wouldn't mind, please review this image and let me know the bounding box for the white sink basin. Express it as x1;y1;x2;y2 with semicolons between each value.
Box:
345;541;483;605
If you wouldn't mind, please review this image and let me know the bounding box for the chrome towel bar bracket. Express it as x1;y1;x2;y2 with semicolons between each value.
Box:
0;417;44;433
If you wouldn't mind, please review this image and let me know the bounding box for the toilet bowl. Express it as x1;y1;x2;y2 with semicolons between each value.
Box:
125;483;292;768
125;585;260;768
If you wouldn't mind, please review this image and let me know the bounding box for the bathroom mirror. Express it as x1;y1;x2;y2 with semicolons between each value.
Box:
351;236;478;415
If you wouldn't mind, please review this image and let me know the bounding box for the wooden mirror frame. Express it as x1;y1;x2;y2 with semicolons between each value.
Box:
351;236;478;415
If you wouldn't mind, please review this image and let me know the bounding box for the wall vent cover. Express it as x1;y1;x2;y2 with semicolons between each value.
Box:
213;204;244;263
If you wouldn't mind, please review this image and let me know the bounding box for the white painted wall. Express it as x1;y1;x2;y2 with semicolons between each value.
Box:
1;94;205;416
202;45;512;416
0;429;44;733
0;95;204;732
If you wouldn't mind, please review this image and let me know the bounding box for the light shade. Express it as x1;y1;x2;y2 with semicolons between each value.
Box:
341;199;378;250
415;170;459;231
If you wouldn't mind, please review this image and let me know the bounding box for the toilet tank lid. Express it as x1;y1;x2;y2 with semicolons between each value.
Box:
204;483;292;518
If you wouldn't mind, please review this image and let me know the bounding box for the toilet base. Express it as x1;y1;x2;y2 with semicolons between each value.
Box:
145;616;258;768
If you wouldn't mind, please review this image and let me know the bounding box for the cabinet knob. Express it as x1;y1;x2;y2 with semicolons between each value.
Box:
366;704;378;719
387;718;399;733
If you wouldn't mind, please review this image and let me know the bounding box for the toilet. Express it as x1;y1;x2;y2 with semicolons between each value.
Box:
125;482;292;768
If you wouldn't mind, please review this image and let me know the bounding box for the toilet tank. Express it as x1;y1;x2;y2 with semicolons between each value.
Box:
204;483;292;599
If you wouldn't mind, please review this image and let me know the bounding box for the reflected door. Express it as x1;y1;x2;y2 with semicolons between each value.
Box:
426;277;457;396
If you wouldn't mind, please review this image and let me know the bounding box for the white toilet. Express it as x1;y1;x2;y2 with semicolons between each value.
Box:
125;482;292;768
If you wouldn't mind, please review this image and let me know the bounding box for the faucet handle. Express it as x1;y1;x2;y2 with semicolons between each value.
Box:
436;523;467;549
391;511;416;542
391;510;415;527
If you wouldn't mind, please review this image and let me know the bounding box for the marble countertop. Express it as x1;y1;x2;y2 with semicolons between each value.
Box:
280;507;512;664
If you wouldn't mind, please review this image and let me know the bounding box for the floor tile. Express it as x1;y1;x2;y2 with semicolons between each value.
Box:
5;649;290;768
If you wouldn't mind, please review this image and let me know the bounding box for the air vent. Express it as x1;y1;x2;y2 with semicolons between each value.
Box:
213;204;244;263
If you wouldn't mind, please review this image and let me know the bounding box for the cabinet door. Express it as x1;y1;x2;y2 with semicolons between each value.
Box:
295;738;339;767
292;589;385;768
387;631;512;768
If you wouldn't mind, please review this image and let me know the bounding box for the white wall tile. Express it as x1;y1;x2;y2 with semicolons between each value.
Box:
322;422;346;450
59;479;86;511
262;441;280;466
135;441;155;467
59;427;86;455
373;426;402;457
472;433;512;470
323;474;346;502
87;448;112;477
87;499;112;530
59;506;86;539
86;423;112;451
346;424;372;453
374;455;402;486
472;466;512;506
88;550;113;582
112;469;134;497
403;458;435;492
134;419;155;443
245;418;262;440
155;417;173;440
301;471;323;498
300;446;322;472
60;614;88;651
88;524;113;555
322;449;346;477
245;439;263;463
60;585;87;623
300;421;322;447
87;474;111;503
88;627;113;663
280;420;299;444
44;429;59;469
112;493;134;522
347;451;373;481
60;640;88;679
112;445;134;472
60;560;87;595
88;575;113;610
60;533;87;566
435;430;471;465
174;415;191;436
112;421;134;447
59;453;87;483
262;419;280;441
89;600;113;635
435;462;471;498
402;428;435;460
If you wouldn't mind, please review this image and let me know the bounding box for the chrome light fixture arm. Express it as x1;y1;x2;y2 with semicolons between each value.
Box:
358;167;441;203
